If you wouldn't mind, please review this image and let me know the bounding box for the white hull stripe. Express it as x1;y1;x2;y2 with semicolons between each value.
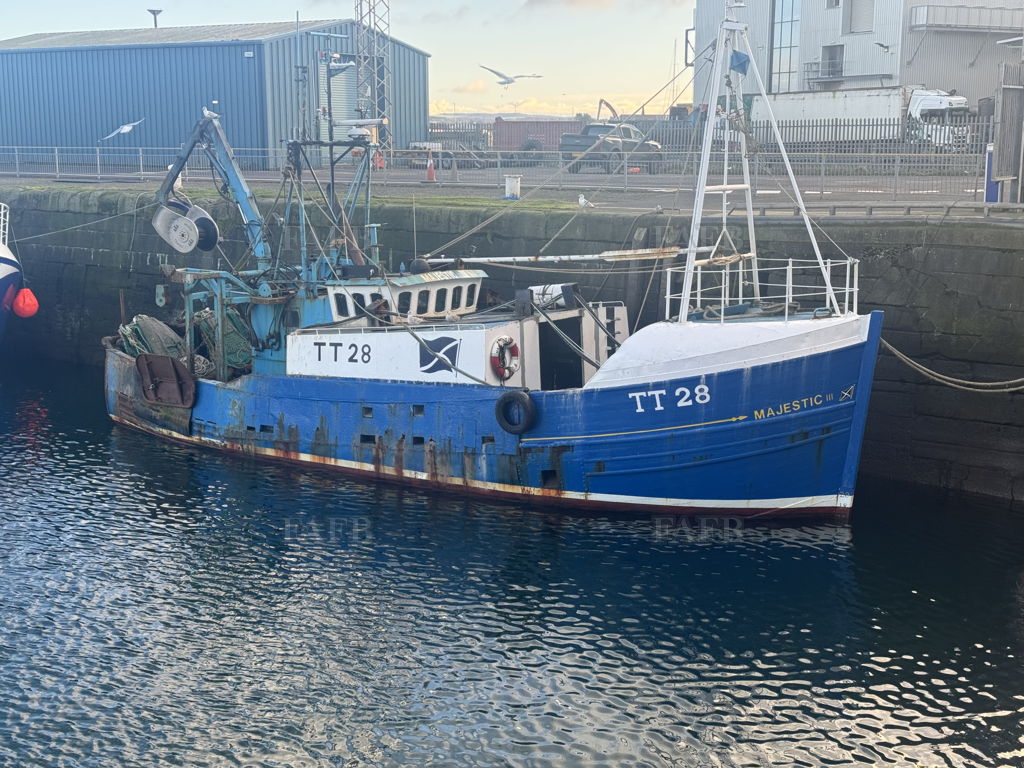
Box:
111;415;853;513
0;260;20;280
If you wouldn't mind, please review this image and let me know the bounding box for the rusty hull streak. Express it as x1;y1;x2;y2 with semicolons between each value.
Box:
109;411;850;519
372;435;385;475
311;414;337;459
394;435;406;478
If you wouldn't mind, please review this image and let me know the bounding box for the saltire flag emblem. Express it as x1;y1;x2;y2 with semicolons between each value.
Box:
419;336;461;373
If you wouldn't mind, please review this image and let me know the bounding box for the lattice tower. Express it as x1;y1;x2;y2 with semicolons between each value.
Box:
355;0;393;152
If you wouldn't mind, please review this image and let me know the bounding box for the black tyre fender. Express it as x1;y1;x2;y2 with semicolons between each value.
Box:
495;390;537;435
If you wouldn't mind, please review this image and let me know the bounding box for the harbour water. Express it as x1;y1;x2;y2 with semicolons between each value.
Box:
1;362;1023;767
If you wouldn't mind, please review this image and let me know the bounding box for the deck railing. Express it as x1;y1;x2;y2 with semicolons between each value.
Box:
666;256;860;322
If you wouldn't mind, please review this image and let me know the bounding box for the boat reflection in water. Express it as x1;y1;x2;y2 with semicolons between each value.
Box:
4;364;1024;765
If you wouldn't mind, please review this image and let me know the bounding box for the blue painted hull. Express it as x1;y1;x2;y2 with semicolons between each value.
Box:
0;268;22;346
104;312;883;518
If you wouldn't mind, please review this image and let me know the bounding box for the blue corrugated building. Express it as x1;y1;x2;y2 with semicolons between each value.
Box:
0;20;429;150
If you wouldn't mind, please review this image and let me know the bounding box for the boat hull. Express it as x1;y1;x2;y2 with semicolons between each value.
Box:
104;312;883;519
0;253;22;345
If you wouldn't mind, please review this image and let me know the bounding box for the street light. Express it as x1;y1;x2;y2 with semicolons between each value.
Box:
147;9;162;28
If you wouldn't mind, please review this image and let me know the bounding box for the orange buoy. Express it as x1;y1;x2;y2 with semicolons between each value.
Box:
12;287;38;318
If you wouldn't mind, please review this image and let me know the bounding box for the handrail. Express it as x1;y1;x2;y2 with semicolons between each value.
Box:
667;255;860;322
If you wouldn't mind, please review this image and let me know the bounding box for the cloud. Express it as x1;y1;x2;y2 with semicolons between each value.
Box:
453;78;491;95
429;91;669;119
519;0;689;7
521;0;615;8
414;5;472;24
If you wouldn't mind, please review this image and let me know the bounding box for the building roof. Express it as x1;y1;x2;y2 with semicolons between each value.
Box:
0;20;352;50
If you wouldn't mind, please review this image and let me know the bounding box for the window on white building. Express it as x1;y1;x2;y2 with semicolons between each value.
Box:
770;0;801;93
821;44;844;78
843;0;874;33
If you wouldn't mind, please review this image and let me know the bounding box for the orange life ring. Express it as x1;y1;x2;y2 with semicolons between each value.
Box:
489;335;520;380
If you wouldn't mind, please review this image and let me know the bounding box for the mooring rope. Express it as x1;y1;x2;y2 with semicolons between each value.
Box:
881;339;1024;393
15;201;160;241
755;165;1024;395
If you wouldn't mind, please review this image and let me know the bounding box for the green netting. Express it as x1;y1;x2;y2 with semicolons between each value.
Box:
118;315;187;358
194;307;253;371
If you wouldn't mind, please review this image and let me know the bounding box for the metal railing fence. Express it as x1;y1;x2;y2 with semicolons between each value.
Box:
0;145;988;202
427;116;994;155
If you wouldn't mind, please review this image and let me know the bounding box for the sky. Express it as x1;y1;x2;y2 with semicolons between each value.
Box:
2;0;697;117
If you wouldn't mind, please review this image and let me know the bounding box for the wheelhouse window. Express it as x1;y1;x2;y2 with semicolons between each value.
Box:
466;283;477;309
397;291;412;314
334;293;349;317
416;290;429;314
434;288;448;313
452;286;463;310
770;0;801;93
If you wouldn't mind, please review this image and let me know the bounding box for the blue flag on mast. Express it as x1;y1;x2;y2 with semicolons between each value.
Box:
729;51;750;75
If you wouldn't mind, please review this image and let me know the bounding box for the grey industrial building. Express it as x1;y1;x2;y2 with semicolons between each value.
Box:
695;0;1024;110
0;20;429;150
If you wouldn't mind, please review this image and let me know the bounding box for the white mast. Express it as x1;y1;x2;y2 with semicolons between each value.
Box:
669;0;841;322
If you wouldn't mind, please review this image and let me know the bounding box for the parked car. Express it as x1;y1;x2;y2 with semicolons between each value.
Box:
559;123;663;173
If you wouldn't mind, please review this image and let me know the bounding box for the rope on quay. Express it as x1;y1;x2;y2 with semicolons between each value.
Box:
16;201;160;241
881;338;1024;393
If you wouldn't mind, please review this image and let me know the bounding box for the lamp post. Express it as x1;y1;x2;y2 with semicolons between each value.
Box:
147;9;161;28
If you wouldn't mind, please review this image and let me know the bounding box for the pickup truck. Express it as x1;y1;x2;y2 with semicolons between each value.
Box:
559;123;663;173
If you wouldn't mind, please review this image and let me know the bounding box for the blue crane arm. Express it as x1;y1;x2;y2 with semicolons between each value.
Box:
157;114;272;272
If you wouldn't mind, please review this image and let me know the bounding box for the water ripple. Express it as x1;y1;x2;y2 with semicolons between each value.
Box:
1;366;1024;766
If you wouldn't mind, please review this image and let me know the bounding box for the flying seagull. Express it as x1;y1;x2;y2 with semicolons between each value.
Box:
479;65;542;86
98;118;144;141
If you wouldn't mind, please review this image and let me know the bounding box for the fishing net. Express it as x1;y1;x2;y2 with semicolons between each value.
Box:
193;307;253;372
118;315;187;358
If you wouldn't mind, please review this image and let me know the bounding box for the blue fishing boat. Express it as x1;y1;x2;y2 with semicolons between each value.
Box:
103;9;882;518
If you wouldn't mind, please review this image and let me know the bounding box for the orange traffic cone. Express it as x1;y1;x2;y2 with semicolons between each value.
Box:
425;150;437;183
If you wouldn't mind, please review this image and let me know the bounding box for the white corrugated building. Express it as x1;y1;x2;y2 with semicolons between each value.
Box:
694;0;1023;110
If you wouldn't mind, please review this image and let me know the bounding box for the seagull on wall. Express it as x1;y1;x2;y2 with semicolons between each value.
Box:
98;118;144;141
578;193;595;209
479;65;542;86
